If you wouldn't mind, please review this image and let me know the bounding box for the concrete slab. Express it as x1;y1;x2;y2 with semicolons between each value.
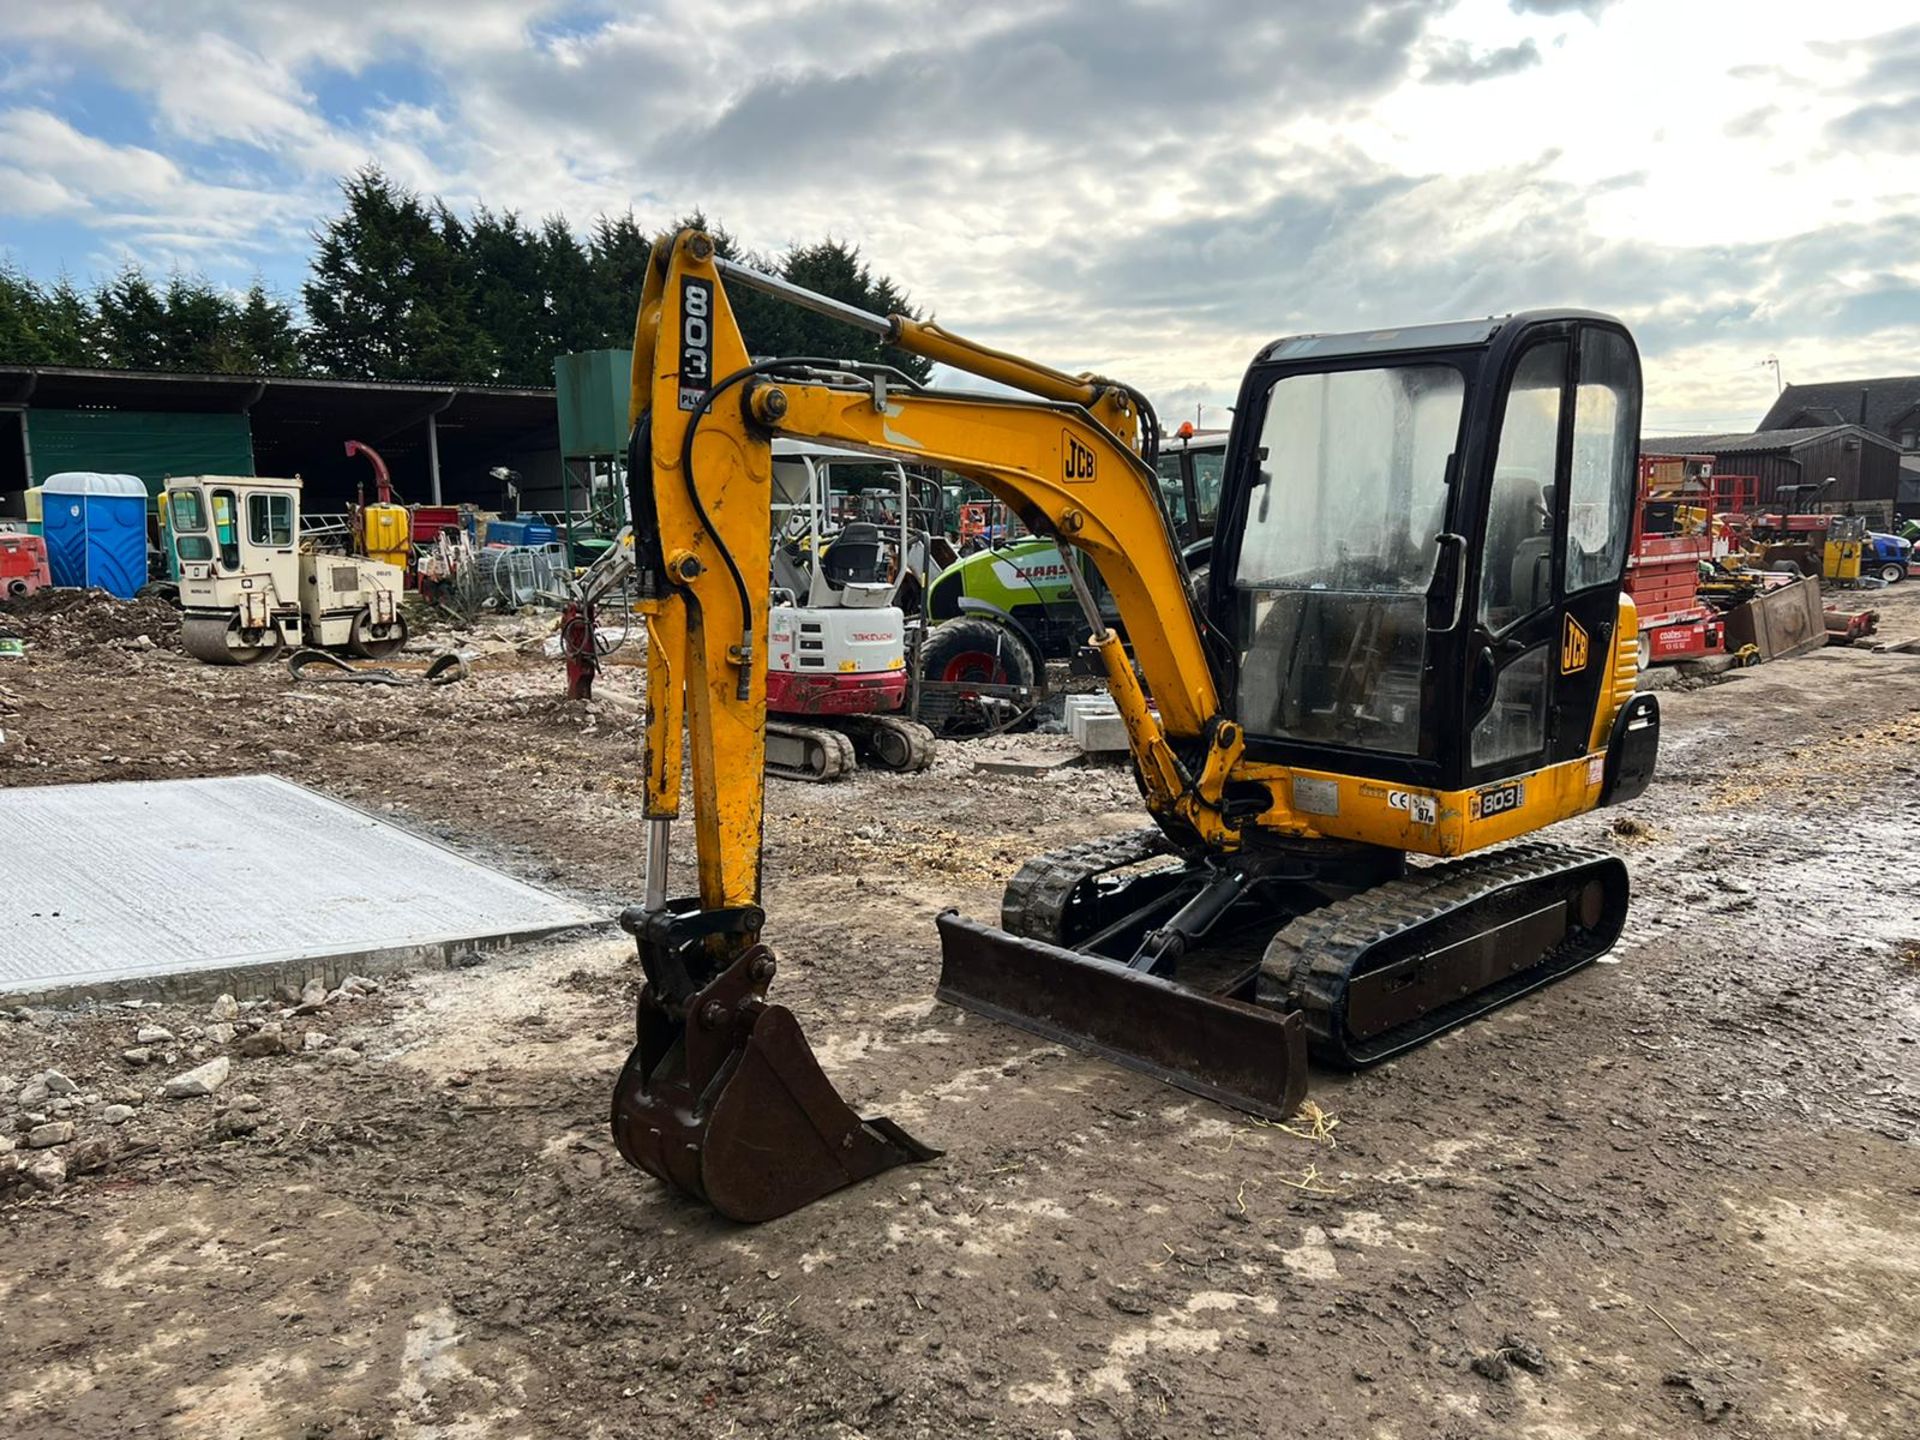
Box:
972;754;1083;777
1064;693;1129;753
2;775;599;1005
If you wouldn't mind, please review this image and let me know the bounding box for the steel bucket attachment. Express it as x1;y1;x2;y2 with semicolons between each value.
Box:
611;932;938;1223
934;911;1308;1122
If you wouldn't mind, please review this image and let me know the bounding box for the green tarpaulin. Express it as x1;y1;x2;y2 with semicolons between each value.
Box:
28;409;254;502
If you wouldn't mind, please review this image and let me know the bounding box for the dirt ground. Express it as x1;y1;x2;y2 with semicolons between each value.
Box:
2;588;1918;1440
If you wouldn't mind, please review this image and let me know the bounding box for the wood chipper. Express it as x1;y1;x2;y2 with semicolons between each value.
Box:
345;440;413;574
166;475;409;665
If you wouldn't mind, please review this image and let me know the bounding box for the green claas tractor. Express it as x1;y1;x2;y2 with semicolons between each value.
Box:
913;431;1226;731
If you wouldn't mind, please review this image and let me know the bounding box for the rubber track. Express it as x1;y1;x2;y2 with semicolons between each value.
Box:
765;721;857;783
1257;841;1620;1067
841;714;938;773
1001;826;1176;944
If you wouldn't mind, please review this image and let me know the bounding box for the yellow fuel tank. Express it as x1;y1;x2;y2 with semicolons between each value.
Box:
360;503;412;571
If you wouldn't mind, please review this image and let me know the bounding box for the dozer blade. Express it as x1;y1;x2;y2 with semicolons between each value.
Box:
611;945;938;1222
934;911;1307;1122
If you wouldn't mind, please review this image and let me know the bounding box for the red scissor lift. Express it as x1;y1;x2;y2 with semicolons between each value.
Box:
1629;455;1758;666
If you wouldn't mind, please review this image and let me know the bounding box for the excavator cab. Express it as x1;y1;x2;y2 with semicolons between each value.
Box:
937;311;1654;1096
1216;313;1653;802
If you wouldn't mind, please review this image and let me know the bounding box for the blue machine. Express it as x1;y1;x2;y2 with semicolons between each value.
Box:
1863;531;1912;583
484;518;559;549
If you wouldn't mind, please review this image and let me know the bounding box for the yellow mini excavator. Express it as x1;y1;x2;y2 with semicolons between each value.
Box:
610;230;1659;1221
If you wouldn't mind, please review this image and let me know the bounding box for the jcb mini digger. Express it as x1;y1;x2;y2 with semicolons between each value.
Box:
610;231;1658;1221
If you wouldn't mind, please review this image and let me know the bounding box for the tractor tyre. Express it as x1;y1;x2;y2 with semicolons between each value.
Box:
916;616;1040;736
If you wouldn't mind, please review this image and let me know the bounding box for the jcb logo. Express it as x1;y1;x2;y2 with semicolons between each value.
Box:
1063;432;1097;482
1561;613;1589;675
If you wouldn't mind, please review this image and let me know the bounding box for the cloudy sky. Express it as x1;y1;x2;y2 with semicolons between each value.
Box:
0;1;1915;433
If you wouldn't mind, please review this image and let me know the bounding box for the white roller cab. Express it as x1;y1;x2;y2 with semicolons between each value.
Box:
167;475;408;666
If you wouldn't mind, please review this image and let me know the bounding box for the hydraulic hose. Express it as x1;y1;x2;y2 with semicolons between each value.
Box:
677;357;876;698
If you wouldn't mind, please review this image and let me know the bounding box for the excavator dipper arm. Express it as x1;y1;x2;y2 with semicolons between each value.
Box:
609;232;937;1222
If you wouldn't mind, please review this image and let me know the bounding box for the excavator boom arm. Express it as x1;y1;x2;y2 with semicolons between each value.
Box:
632;233;1241;877
749;385;1217;732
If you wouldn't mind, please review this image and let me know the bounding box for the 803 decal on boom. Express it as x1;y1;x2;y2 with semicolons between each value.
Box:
679;277;714;411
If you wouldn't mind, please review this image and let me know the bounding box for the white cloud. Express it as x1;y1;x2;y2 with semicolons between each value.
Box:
0;0;1916;431
0;162;80;217
0;108;309;268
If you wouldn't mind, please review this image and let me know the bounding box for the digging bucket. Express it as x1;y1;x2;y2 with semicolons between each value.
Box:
611;943;938;1222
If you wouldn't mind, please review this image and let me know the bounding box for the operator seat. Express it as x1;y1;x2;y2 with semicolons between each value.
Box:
1509;535;1552;617
1507;484;1556;619
820;523;889;587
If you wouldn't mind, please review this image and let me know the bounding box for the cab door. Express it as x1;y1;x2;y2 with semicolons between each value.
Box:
1465;322;1640;786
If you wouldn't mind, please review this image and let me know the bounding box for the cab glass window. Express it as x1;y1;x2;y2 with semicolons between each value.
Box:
247;492;293;547
1235;366;1463;596
1565;329;1637;592
1470;642;1549;766
170;488;207;532
1191;448;1225;528
211;490;240;570
1154;452;1191;530
1234;364;1464;756
1479;341;1566;632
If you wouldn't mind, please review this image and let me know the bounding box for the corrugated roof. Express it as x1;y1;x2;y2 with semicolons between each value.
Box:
0;363;556;441
1761;376;1920;434
1642;424;1902;455
0;362;552;400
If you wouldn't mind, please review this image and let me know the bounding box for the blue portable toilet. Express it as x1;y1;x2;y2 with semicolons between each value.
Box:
40;473;150;598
